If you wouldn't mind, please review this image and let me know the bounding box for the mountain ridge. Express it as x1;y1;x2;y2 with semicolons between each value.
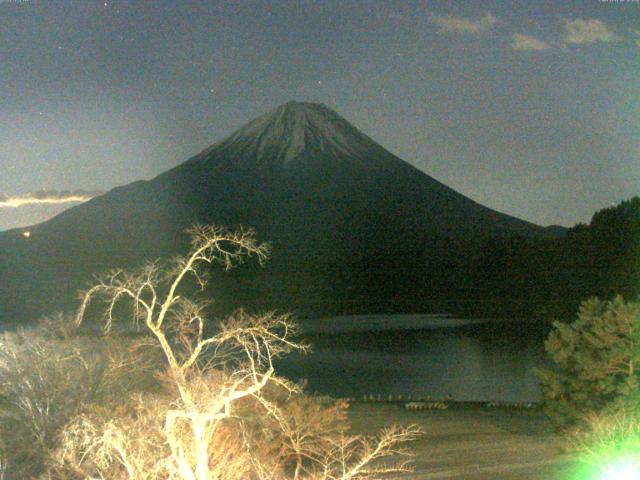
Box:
0;101;554;322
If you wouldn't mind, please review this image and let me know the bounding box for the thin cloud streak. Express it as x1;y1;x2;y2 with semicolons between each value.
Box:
429;12;496;34
0;190;104;208
512;34;551;51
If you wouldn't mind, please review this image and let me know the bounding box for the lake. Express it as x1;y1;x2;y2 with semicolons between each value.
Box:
277;315;550;402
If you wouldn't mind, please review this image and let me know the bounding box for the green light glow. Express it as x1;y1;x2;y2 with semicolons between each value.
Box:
601;461;640;480
564;442;640;480
565;406;640;480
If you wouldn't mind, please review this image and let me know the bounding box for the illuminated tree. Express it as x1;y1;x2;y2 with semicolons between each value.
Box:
536;296;640;427
64;224;420;480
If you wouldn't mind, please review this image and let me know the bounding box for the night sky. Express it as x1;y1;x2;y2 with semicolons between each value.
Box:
1;0;638;231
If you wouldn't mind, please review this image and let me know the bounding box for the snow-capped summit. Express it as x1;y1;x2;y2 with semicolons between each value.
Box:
191;101;394;169
235;101;358;162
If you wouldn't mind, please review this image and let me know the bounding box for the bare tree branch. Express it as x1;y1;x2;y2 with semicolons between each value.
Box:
64;224;422;480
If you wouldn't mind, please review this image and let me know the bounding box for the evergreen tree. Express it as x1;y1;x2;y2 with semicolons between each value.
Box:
536;296;640;426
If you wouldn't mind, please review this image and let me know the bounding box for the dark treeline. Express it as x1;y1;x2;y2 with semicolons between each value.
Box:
257;197;640;322
424;197;640;321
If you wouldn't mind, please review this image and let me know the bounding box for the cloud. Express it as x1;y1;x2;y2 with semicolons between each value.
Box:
0;189;104;208
512;34;551;51
429;12;496;34
563;18;619;45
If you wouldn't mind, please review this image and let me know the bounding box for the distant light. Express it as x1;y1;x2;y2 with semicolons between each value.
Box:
22;231;31;238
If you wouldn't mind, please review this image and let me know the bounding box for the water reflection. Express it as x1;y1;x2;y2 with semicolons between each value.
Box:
278;317;549;402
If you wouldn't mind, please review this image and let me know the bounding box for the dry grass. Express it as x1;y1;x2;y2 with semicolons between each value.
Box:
567;406;640;467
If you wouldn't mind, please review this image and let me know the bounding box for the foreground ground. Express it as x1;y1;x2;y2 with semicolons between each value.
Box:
347;402;576;480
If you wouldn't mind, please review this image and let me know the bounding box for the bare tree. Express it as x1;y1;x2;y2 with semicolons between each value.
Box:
0;314;160;479
65;224;421;480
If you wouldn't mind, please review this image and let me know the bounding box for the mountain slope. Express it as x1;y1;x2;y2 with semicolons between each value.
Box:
0;101;550;322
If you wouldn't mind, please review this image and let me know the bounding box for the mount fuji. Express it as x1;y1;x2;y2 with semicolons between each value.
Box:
0;102;553;322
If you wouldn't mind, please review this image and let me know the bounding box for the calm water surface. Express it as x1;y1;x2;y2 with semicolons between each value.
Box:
277;315;549;402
